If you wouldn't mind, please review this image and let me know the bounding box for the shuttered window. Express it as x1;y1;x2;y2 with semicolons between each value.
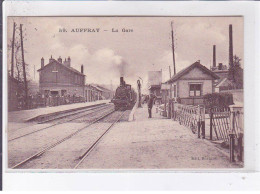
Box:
189;84;202;97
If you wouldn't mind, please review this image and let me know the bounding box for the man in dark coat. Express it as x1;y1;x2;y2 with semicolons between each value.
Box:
147;94;155;118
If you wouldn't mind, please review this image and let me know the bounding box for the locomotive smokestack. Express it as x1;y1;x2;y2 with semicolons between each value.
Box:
120;77;124;86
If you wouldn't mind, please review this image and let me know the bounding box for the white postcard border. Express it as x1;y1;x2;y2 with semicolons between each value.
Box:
2;0;260;190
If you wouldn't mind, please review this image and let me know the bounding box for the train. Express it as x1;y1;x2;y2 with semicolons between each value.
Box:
111;77;137;111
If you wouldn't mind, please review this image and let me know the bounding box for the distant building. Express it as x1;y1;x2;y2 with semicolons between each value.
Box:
38;56;85;97
211;63;230;92
85;84;100;102
147;70;162;100
93;85;114;99
85;84;114;102
165;61;219;105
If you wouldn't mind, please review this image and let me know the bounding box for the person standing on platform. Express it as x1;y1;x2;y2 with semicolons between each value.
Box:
148;94;156;118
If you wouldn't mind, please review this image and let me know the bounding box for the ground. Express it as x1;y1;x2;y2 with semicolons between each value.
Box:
77;104;242;169
7;102;242;169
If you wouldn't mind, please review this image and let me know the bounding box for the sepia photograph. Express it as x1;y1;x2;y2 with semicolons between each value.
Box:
6;16;244;170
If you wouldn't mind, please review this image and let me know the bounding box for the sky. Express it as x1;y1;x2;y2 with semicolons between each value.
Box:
7;17;243;93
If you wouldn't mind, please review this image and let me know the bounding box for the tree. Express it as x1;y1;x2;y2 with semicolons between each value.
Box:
228;55;243;89
8;23;30;109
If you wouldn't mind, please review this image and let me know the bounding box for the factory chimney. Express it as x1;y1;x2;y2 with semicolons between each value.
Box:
41;57;44;68
213;45;216;68
81;64;84;74
229;24;233;69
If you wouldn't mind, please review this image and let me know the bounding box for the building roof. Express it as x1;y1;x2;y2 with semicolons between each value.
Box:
165;61;219;84
148;84;161;90
37;59;85;76
215;78;233;88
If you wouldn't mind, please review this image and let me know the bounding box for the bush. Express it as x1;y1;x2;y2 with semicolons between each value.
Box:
203;93;234;109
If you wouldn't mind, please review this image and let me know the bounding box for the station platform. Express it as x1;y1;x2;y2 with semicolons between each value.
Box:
8;100;110;123
78;104;242;169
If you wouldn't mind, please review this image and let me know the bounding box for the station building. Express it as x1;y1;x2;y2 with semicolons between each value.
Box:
38;56;85;97
165;61;219;105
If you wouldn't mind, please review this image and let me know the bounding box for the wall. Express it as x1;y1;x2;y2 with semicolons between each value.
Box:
39;62;85;87
178;79;213;98
148;71;162;86
176;66;214;98
40;85;85;97
214;70;229;80
181;67;213;80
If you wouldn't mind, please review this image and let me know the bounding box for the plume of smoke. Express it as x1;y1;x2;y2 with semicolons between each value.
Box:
117;59;128;77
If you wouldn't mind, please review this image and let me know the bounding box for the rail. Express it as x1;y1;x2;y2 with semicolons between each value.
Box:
11;109;116;169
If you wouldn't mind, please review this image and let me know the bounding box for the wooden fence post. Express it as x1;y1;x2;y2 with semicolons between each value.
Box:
238;133;243;162
172;101;175;120
197;105;201;138
210;108;213;140
229;133;235;162
201;106;205;139
168;100;172;119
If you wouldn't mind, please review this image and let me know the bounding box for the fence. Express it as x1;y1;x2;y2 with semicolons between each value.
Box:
172;103;205;138
209;107;231;141
17;95;86;110
170;102;243;163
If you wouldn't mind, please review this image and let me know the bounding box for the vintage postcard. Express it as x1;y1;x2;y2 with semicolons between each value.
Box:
6;16;244;170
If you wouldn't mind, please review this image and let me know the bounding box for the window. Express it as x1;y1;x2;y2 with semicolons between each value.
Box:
189;84;202;97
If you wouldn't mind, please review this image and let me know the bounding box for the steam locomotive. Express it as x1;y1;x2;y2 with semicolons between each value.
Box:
111;77;137;111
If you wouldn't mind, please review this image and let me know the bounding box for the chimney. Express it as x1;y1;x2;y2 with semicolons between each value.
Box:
41;57;44;68
218;63;223;70
213;45;216;67
57;56;62;63
67;56;71;67
120;77;124;86
81;64;84;74
49;55;54;63
63;57;71;67
229;24;233;69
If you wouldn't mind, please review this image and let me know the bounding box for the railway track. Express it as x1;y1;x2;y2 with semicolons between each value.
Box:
10;109;126;169
74;110;126;169
8;103;113;142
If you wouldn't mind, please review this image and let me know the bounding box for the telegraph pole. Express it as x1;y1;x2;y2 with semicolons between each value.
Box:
169;66;172;79
11;22;16;77
229;24;234;81
171;21;176;75
20;24;28;109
